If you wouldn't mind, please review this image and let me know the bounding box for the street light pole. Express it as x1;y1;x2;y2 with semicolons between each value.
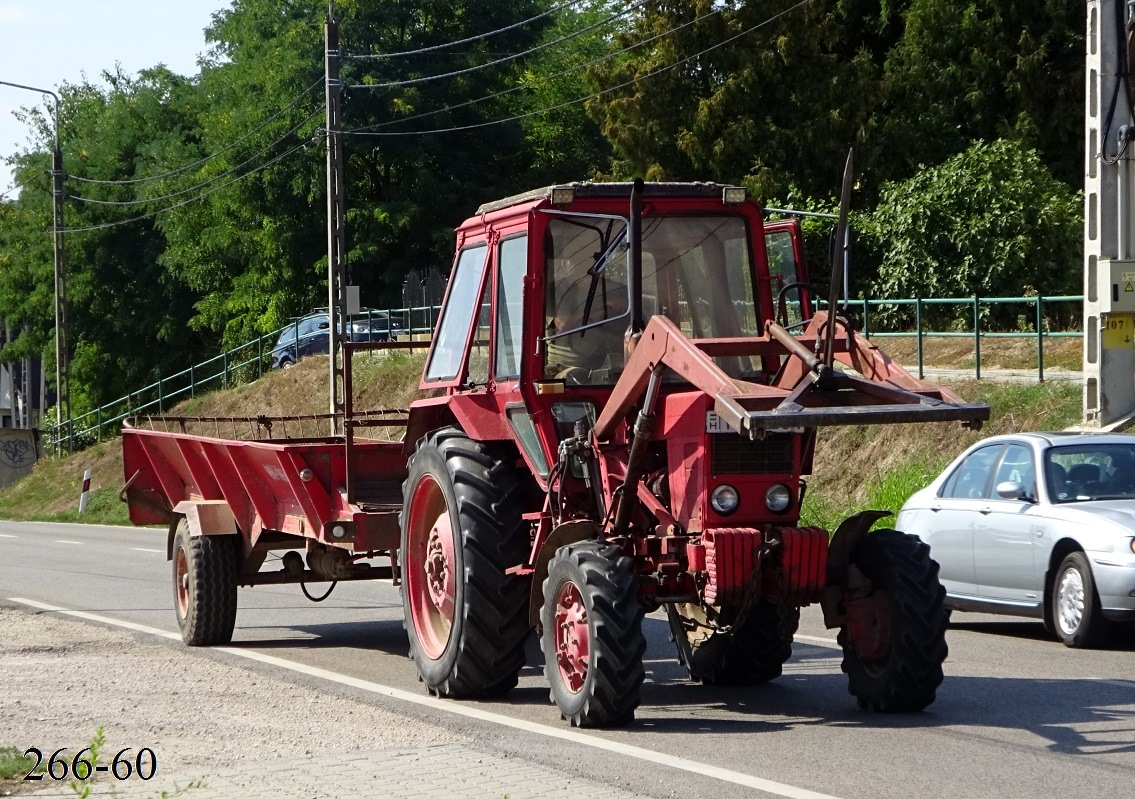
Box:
0;80;69;450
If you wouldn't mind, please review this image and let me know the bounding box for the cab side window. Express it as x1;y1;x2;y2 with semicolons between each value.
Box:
941;445;1002;499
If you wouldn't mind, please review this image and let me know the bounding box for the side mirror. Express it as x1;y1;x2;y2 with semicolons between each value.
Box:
995;480;1030;501
318;321;330;330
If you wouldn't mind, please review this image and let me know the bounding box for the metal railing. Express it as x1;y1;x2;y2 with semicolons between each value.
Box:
828;294;1083;382
49;305;441;453
46;294;1084;454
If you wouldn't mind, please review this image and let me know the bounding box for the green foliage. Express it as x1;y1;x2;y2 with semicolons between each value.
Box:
0;746;35;780
802;457;951;532
880;0;1084;189
864;139;1081;324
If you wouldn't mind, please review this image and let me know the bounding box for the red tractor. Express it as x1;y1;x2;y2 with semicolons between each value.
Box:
397;179;987;725
122;179;988;728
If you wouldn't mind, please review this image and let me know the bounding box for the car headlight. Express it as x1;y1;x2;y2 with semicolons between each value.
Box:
1130;537;1135;555
710;484;739;515
765;484;792;514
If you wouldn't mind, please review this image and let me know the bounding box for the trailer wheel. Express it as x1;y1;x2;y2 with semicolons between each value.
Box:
540;540;645;727
172;518;239;646
667;600;799;685
400;428;530;698
838;529;948;712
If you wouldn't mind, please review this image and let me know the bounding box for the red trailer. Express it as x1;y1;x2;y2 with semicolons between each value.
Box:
122;413;408;642
123;180;988;726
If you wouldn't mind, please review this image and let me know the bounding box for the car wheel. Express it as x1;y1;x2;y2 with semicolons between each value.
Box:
1052;552;1112;648
280;358;294;370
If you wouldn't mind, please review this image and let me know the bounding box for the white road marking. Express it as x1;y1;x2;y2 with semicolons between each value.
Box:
0;534;16;538
793;633;841;649
9;596;842;799
54;540;83;545
132;548;163;553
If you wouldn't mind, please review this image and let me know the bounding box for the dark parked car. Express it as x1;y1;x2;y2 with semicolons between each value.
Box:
269;310;402;369
897;432;1135;648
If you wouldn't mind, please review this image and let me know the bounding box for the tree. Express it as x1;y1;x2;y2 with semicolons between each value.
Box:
879;0;1083;190
865;139;1081;321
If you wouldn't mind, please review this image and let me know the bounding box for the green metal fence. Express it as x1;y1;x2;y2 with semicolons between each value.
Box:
47;294;1085;454
826;294;1083;382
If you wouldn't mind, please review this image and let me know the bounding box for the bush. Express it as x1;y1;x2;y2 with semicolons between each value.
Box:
863;139;1081;329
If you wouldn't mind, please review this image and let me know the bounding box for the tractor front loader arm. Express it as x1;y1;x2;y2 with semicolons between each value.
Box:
593;314;989;444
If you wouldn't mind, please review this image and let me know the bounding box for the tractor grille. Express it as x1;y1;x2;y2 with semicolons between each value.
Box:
711;433;795;474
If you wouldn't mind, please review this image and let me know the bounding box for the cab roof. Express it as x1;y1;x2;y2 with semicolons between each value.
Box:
474;181;745;215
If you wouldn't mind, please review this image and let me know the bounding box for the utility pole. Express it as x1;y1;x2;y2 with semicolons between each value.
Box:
0;80;68;448
325;0;349;437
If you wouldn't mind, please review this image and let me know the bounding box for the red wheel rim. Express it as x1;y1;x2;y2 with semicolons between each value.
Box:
406;474;456;660
175;546;189;619
553;581;589;693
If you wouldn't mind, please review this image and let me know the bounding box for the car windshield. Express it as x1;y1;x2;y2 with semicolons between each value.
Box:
1045;443;1135;502
543;213;757;384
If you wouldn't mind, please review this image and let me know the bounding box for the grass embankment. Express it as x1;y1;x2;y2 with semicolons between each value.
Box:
0;344;1083;528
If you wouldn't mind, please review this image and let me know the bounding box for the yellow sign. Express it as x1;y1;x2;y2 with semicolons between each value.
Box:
1103;314;1135;349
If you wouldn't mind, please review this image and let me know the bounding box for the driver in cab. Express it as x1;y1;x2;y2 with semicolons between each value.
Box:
544;277;629;386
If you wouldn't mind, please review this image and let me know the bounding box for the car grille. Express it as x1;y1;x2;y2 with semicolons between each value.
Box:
711;433;795;474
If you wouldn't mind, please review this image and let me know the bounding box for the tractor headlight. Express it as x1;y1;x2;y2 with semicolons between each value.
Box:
765;484;792;514
710;484;740;515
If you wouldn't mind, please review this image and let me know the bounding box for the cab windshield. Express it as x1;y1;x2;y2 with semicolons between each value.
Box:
543;214;758;385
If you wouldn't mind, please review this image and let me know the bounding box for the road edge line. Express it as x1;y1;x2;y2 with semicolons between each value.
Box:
7;596;843;799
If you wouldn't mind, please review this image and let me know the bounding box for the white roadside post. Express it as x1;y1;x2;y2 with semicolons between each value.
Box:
78;468;91;513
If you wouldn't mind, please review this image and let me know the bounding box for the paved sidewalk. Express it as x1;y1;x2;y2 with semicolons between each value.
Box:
28;744;650;799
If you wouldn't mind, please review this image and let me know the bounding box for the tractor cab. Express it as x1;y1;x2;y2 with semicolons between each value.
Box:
415;182;811;494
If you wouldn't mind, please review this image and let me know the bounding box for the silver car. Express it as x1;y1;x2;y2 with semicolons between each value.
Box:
897;432;1135;648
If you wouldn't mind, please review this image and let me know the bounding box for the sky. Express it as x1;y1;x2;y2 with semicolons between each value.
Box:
0;1;231;197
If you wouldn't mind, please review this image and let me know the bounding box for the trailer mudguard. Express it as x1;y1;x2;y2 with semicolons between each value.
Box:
166;500;239;559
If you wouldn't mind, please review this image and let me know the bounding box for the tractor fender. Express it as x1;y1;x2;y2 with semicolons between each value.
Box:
528;520;601;630
166;500;239;560
819;509;891;627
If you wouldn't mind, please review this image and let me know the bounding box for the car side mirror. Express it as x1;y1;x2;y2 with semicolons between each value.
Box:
995;480;1030;502
318;321;330;330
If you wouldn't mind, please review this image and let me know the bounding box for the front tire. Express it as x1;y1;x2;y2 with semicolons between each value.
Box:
1052;552;1111;648
838;529;948;712
400;428;530;698
541;541;645;727
668;601;799;685
172;517;239;646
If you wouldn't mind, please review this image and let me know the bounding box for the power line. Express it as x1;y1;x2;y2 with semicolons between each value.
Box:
345;0;589;60
347;0;649;91
346;3;727;134
63;136;316;234
343;0;812;138
69;79;322;186
69;110;322;207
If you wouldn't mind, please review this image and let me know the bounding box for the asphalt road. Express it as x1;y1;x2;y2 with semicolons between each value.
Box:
3;518;1134;799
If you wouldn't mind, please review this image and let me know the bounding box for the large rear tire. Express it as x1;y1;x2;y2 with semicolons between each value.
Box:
838;529;948;712
400;428;530;698
668;601;799;685
541;540;645;727
172;517;239;646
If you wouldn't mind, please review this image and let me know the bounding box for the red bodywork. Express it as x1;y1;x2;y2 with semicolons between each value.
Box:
122;418;407;582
